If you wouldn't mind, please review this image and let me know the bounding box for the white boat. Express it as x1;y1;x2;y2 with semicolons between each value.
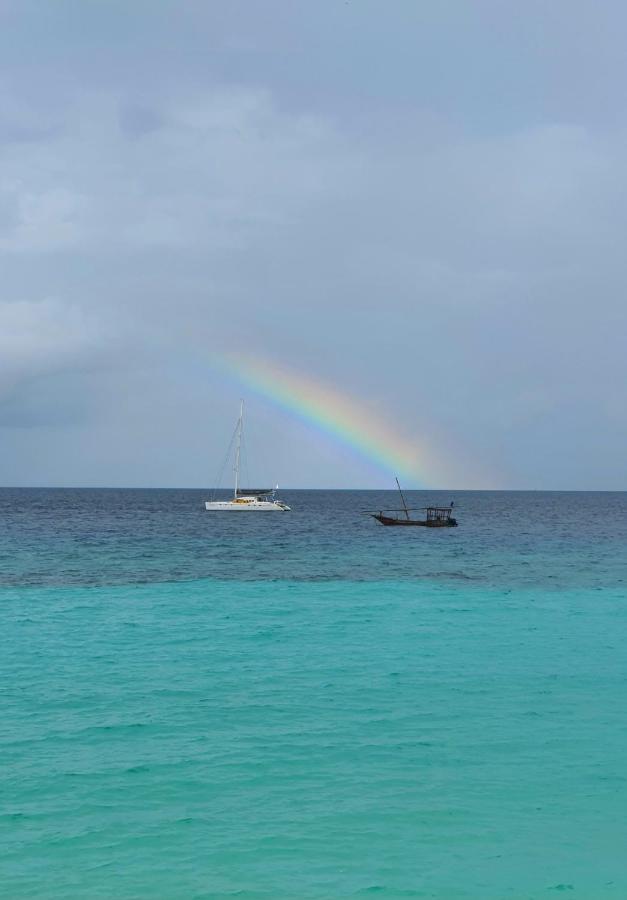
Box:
204;401;290;512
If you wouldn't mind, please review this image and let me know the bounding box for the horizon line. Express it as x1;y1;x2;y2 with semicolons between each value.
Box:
1;486;626;493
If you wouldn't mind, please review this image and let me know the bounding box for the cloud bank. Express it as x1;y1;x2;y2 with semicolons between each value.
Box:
1;1;626;487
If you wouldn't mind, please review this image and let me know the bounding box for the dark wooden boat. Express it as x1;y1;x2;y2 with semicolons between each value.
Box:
370;479;458;527
372;507;457;527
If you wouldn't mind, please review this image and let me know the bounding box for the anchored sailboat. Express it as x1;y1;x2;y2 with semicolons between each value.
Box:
204;401;290;511
370;478;457;527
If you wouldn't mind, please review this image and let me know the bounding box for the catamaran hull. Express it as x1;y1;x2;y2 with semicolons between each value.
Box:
205;501;290;511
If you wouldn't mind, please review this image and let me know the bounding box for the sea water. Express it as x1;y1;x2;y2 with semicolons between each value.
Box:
2;489;627;898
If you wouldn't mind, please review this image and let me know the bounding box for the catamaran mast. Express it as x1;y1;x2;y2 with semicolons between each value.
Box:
234;399;244;498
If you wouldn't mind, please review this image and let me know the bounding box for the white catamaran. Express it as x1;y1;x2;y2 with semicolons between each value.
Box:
204;401;290;511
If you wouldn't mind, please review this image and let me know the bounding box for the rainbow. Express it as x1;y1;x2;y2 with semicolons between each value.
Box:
216;352;444;485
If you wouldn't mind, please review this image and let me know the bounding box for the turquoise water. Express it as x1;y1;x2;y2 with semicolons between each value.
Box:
3;490;627;898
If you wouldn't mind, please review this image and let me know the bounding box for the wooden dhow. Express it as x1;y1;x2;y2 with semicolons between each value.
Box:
370;478;457;527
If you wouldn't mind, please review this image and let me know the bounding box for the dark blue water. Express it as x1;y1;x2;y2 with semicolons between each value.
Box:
1;489;626;589
3;490;627;898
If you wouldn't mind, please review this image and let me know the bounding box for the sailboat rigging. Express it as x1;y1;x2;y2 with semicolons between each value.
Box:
204;401;290;511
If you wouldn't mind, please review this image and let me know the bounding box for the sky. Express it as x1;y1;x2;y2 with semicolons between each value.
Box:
1;0;626;489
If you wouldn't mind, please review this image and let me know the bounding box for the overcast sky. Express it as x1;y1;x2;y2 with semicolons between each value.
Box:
2;0;626;489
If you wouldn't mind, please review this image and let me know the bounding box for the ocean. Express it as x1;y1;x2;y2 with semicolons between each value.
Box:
2;489;627;898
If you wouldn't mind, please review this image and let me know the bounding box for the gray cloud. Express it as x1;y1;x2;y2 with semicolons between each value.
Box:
1;1;626;487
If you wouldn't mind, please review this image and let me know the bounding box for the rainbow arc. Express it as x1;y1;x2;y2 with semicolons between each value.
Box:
217;352;438;485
